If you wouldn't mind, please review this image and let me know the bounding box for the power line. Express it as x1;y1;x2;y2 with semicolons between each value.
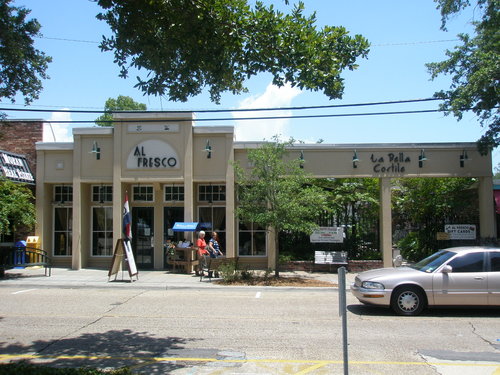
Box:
2;108;450;124
36;35;460;47
0;98;443;115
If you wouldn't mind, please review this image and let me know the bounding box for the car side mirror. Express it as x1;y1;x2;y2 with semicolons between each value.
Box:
441;265;452;273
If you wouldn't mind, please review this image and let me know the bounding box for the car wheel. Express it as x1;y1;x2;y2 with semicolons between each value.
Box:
391;286;426;316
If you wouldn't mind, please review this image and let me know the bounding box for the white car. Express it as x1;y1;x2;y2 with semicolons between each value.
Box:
351;247;500;315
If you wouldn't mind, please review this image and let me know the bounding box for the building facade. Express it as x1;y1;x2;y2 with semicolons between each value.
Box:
35;113;496;270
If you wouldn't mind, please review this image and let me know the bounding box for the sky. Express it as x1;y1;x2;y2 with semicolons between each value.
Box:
4;0;498;170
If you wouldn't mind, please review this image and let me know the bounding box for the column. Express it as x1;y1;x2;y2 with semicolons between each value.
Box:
71;135;82;270
478;176;497;239
379;178;393;268
225;133;236;258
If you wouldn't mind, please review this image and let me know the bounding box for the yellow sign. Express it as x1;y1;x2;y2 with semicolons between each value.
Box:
436;232;450;240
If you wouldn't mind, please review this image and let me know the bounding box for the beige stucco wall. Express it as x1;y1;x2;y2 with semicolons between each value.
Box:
35;115;495;271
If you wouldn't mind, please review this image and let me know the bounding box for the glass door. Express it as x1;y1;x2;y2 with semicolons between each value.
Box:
132;207;154;269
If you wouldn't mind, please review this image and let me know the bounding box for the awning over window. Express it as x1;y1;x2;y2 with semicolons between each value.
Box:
172;222;200;232
0;150;34;184
494;191;500;214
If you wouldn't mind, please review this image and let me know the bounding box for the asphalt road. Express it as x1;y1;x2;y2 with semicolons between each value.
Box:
1;283;499;374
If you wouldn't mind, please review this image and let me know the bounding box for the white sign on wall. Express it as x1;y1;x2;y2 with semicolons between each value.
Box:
128;123;180;133
310;227;344;243
444;224;476;240
126;140;180;169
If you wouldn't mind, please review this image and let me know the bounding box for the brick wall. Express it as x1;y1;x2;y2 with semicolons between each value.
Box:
0;121;43;176
281;260;384;273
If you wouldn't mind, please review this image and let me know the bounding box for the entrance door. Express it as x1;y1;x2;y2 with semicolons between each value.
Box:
132;207;154;269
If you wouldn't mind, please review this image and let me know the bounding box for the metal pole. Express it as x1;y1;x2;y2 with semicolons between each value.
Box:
338;266;349;375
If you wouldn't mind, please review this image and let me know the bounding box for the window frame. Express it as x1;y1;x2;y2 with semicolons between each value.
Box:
237;221;267;257
198;184;226;202
133;184;154;202
53;206;73;257
91;185;113;203
164;184;185;202
54;185;73;203
91;206;114;257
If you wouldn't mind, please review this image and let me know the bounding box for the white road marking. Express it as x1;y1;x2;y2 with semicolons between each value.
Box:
12;289;38;295
255;292;262;299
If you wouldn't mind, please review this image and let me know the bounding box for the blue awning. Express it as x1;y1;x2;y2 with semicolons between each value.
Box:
172;222;200;232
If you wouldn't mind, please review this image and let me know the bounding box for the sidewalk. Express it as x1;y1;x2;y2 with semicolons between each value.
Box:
0;266;356;290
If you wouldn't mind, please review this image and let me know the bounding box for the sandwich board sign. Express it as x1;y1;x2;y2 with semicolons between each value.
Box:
108;239;138;281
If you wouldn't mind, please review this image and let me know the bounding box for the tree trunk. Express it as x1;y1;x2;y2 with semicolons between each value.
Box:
274;232;280;278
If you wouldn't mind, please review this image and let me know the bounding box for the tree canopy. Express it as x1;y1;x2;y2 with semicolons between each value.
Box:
95;95;147;126
234;137;328;276
0;178;35;237
96;0;369;103
0;0;51;106
393;177;478;260
427;0;499;153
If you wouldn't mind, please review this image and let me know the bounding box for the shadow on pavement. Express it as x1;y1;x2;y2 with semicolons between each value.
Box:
0;329;202;373
348;303;500;318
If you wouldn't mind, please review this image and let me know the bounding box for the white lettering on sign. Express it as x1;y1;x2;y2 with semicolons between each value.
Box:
1;153;25;167
1;166;34;182
126;140;180;169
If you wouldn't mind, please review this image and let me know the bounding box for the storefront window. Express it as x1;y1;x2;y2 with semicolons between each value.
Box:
54;207;72;256
238;221;266;256
92;207;113;256
198;206;226;249
92;185;112;203
165;185;184;201
133;185;154;202
54;185;73;203
199;185;226;202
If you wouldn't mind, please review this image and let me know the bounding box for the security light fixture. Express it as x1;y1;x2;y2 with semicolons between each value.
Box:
204;140;212;159
418;149;427;168
460;150;469;168
90;141;101;160
299;150;305;169
352;150;359;168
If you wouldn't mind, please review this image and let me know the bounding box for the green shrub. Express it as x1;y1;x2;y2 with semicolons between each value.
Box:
218;260;238;282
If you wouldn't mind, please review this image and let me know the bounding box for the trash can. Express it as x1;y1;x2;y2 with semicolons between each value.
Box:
26;236;41;262
14;240;27;267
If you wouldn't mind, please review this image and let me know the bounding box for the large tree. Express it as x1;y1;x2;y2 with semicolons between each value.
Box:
0;0;51;106
0;177;35;238
234;137;328;277
96;0;369;103
427;0;499;153
95;95;147;126
393;177;479;261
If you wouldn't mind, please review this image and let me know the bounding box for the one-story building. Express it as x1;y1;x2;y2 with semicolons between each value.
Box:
35;112;496;270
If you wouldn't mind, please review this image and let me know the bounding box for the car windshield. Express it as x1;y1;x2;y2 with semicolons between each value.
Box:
409;250;456;273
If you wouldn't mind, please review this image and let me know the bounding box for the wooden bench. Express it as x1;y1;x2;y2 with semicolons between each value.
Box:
314;251;348;271
0;246;52;277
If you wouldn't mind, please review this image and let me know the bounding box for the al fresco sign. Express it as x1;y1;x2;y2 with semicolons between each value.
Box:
126;140;179;169
370;152;411;173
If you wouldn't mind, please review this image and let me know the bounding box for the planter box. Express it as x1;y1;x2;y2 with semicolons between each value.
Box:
280;260;383;273
347;260;383;273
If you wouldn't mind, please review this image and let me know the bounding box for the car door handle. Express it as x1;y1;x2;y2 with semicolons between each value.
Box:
474;277;485;280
